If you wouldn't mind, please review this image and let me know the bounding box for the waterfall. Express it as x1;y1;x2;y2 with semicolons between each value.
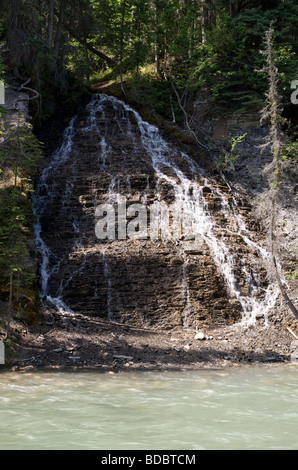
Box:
181;260;191;329
105;94;279;325
102;251;113;322
34;93;279;327
33;116;78;314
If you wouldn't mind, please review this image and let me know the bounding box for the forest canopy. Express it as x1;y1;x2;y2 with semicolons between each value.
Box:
0;0;298;121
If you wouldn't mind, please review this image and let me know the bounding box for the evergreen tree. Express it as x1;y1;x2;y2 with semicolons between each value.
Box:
1;118;44;190
0;187;36;333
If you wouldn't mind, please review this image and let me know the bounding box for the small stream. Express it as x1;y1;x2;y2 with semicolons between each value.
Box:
0;365;297;450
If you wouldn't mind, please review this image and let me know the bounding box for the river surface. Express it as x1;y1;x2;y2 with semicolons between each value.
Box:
0;365;297;450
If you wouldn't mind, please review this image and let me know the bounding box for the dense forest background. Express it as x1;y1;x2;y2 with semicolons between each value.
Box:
0;0;298;329
1;0;298;120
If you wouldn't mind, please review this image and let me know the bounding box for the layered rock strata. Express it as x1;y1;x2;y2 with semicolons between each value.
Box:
35;95;274;330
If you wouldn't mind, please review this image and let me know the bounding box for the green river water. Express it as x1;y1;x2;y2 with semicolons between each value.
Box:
0;364;297;450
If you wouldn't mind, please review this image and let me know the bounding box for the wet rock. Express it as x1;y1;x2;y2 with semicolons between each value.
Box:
291;351;298;364
290;340;298;352
290;341;298;364
113;355;134;361
194;332;206;340
34;94;274;331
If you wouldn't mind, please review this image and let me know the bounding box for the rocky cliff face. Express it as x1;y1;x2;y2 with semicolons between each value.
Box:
217;111;298;313
34;94;279;330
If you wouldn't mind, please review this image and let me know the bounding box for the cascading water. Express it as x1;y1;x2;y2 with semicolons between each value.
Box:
33;117;77;310
121;96;279;326
34;93;279;328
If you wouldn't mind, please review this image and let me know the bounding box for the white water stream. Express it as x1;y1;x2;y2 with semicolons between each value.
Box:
34;94;280;325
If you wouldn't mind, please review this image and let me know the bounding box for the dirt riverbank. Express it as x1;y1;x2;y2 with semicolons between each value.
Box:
2;299;298;373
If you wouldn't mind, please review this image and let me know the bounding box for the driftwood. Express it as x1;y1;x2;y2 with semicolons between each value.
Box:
47;309;159;334
9;77;40;118
17;78;39;101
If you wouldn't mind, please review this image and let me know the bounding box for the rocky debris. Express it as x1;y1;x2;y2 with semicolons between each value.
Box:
194;331;206;340
3;306;297;372
289;340;298;364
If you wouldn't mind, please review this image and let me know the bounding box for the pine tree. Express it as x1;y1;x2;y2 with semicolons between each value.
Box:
0;188;35;335
1;118;44;190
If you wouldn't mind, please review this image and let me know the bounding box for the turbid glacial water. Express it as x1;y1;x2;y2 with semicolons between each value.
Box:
0;365;298;450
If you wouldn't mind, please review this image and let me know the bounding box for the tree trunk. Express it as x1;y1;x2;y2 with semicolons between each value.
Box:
78;0;90;85
14;115;20;188
16;270;20;304
54;0;65;63
201;0;208;43
6;0;27;70
119;0;127;96
6;271;13;338
154;0;161;75
66;26;116;66
47;0;55;48
189;3;196;59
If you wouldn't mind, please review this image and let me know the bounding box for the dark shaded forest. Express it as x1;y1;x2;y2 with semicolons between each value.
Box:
1;0;298;119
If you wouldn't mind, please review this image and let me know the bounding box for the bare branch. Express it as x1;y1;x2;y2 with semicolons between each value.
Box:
168;76;208;150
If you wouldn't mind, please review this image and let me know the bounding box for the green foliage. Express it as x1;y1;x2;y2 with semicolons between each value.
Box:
129;71;182;121
282;130;298;162
282;140;298;162
217;133;247;172
236;2;298;46
3;337;19;362
0;187;39;322
190;24;262;108
0;188;34;279
2;0;298;119
0;119;43;324
187;4;298;110
0;121;44;190
0;56;5;78
284;243;298;281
